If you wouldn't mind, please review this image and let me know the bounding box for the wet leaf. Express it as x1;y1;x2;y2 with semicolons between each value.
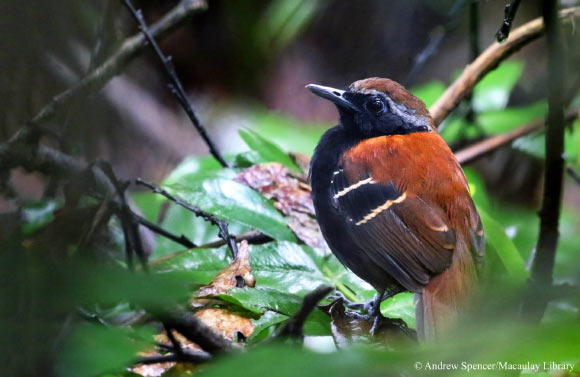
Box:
328;299;415;349
165;171;296;242
218;287;330;336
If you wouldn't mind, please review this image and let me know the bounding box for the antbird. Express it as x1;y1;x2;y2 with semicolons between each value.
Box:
307;78;485;340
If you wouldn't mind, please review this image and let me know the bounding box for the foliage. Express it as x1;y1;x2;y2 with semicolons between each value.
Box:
6;59;579;377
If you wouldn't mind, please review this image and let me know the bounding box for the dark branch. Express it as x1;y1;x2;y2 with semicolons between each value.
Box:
160;308;232;354
496;0;523;42
96;161;148;271
121;0;229;168
136;178;238;258
30;0;207;126
135;350;210;365
524;0;566;322
274;285;333;341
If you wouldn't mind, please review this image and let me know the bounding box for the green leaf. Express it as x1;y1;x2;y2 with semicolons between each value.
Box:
472;60;524;112
411;80;446;108
251;110;326;155
165;172;296;242
239;128;300;171
478;208;528;283
219;287;331;336
150;245;230;285
165;155;223;184
380;292;415;328
56;323;155;377
250;311;289;342
478;101;547;135
248;242;333;295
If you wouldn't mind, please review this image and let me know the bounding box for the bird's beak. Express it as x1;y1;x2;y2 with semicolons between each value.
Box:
306;84;358;111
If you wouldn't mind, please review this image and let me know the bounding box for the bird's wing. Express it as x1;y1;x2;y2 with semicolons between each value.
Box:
330;162;455;292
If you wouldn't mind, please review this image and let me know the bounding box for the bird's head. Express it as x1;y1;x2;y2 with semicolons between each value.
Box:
306;77;434;138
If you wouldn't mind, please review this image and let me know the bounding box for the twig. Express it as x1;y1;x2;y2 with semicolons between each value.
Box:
135;350;210;365
496;0;523;42
524;0;566;322
455;108;579;165
30;0;207;126
430;7;580;127
197;230;272;249
121;0;229;168
274;285;333;341
566;167;580;185
160;308;232;354
130;211;196;249
96;161;148;271
136;178;238;258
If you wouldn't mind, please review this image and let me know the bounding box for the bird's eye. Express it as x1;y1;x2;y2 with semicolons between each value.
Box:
364;97;385;114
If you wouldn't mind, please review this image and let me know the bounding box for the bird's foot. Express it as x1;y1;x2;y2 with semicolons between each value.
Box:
328;291;376;313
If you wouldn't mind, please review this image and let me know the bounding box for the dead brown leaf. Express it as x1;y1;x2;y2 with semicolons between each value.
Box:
235;162;328;250
196;240;255;299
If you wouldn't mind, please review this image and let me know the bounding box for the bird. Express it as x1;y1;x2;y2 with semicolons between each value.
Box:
307;77;485;340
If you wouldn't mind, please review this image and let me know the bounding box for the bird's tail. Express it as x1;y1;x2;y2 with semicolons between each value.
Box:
416;237;478;341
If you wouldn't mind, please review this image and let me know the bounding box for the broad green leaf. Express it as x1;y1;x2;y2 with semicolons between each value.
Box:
218;287;331;336
56;324;155;377
478;208;528;283
165;155;224;184
150;245;230;285
165;173;296;242
251;110;326;154
411;80;446;108
248;242;332;295
472;61;524;112
380;292;415;328
478;101;547;135
239;128;300;171
250;310;289;342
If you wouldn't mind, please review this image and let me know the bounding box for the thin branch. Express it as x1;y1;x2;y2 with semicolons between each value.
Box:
135;350;210;365
136;178;238;258
455;108;579;165
96;161;148;271
121;0;229;168
160;308;232;354
430;7;580;127
30;0;207;126
524;0;567;322
130;211;196;249
274;285;333;341
496;0;523;42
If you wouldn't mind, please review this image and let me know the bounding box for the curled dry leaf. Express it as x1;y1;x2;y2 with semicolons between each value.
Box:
196;239;255;299
235;162;328;250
